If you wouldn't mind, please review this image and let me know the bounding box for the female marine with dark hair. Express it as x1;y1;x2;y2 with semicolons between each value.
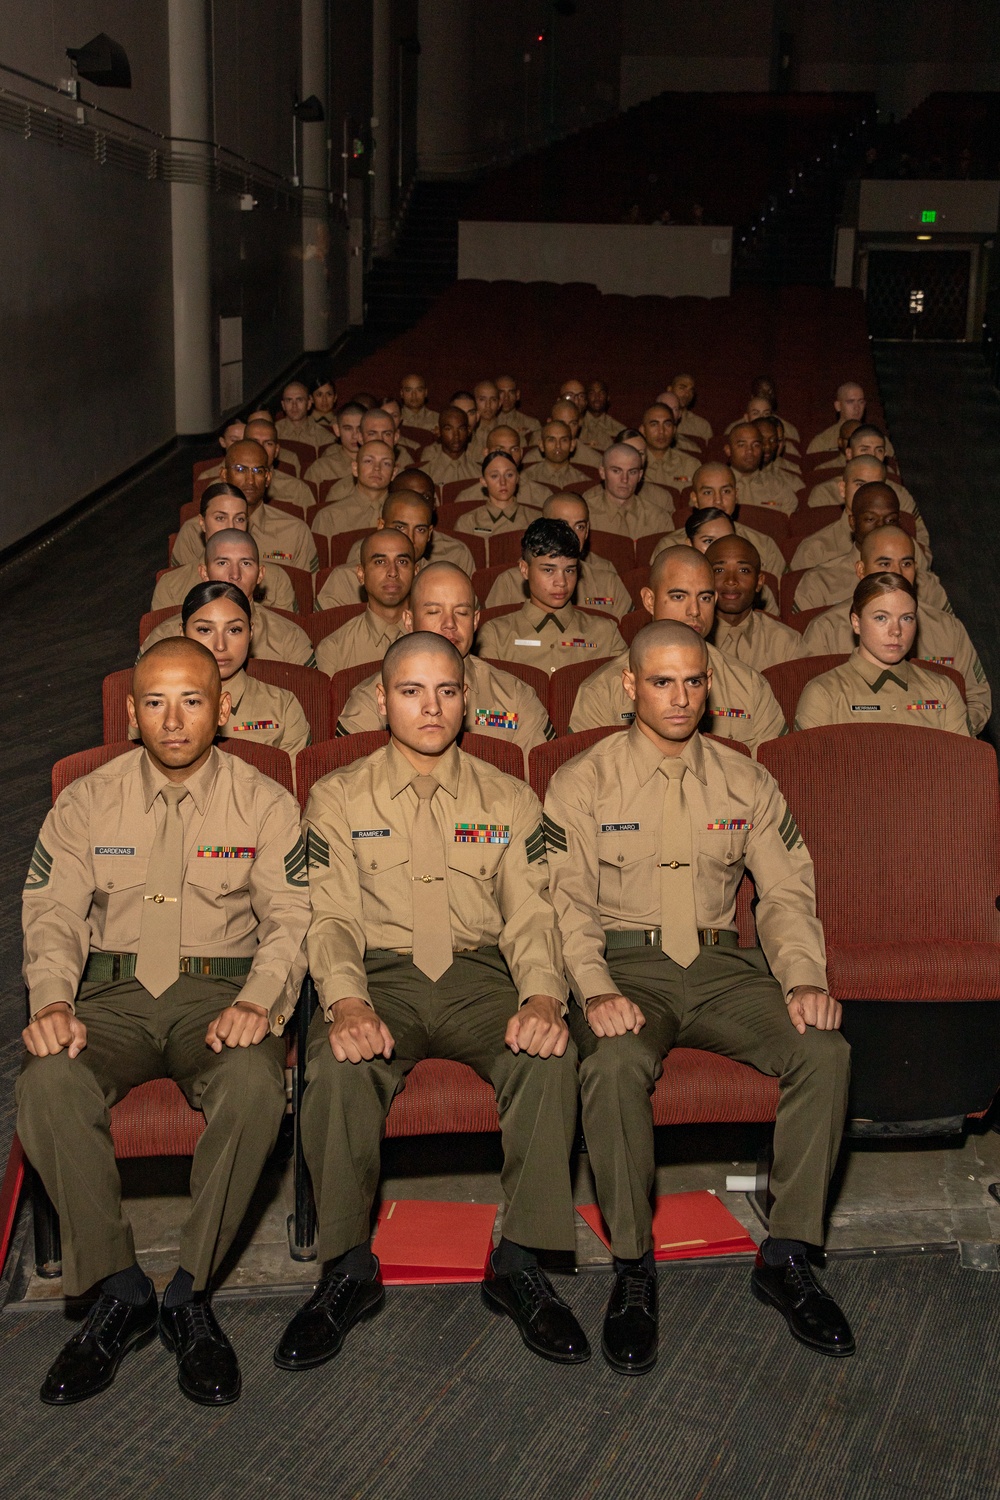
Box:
454;449;541;539
794;573;969;735
181;583;311;757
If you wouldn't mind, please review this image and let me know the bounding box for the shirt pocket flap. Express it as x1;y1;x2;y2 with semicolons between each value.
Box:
186;854;255;891
353;835;409;873
596;830;654;867
447;841;505;880
93;854;148;893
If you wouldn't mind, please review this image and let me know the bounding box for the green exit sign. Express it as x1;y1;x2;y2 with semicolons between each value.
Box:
921;210;937;223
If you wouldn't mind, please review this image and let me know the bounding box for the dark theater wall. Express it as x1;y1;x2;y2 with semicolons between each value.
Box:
0;0;330;553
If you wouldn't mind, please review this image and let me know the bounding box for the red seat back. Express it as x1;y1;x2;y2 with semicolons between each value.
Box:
139;606;179;645
547;657;617;735
758;726;1000;946
480;658;550;705
789;505;842;537
301;603;366;649
330;661;383;724
619;607;652;645
486;530;528;569
280;565;316;616
245;659;332;742
327;529;373;568
589;531;636;572
762;654;847;725
472;564;516;607
218;739;294;793
738;504;789;541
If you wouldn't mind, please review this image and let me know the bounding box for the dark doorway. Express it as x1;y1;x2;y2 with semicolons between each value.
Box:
866;250;970;339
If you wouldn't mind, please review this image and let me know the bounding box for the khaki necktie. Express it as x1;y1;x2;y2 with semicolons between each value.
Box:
658;760;700;968
135;784;189;998
410;776;453;981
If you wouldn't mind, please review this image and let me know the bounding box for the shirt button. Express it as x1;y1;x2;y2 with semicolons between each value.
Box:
221;881;229;891
617;854;624;863
277;1015;284;1026
107;881;114;889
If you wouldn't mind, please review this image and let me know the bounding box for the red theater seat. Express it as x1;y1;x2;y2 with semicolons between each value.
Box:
759;726;1000;1123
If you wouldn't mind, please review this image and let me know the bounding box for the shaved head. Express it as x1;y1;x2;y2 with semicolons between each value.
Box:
134;637;220;696
409;560;474;607
705;534;761;572
381;630;464;687
693;461;734;487
859;524;912;564
359;528;415;567
629;620;708;674
604;441;643;466
648;544;713;592
844;455;885;484
390;468;436;499
850;480;897;516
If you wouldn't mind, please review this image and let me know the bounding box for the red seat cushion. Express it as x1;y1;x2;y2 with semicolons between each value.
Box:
110;1079;205;1158
382;1050;778;1138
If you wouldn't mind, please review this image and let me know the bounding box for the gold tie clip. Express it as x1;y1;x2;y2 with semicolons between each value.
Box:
144;894;179;903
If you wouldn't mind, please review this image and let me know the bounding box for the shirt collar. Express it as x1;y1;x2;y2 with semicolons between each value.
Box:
139;744;220;813
528;607;568;633
626;721;707;786
226;669;248;711
386;738;461;799
850;650;909;692
362;608;400;643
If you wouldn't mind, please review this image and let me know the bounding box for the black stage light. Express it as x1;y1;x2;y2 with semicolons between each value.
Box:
66;33;132;88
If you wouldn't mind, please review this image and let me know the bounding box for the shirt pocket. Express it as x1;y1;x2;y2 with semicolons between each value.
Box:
92;855;149;949
447;840;505;932
697;831;748;916
185;856;255;943
596;831;655;919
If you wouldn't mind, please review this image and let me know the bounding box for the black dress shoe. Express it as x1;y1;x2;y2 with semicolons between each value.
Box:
40;1289;158;1405
159;1297;241;1404
274;1265;385;1370
602;1262;658;1375
482;1264;590;1364
751;1250;855;1357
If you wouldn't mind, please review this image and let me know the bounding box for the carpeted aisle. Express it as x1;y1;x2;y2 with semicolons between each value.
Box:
0;1252;995;1500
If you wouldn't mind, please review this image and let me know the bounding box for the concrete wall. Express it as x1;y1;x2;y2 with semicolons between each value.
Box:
620;0;1000;116
418;0;621;175
0;0;337;552
620;0;775;106
458;221;732;298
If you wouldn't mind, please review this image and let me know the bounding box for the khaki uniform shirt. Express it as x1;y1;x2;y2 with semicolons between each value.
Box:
568;643;787;753
584;488;673;541
476;602;627;676
336;654;555;762
644;449;697;492
276;415;331;452
795;651;969;736
305;445;355;485
455;476;549;510
315;563;366;609
268;470;316;513
142;601;315;668
807;421;895;457
498;408;541;442
678;409;713;443
580;410;623;450
454;502;541;538
713;611;808;671
803;477;929;551
314;608;406;677
219;669;311;758
22;746;309;1029
152;561;296;615
311;488;388;539
419;446;481;485
544;724;827;1001
793;551;951;616
400;405;439;431
801;599;990;734
521;459;591;488
485;554;633;619
651;522;786;583
303;740;565;1014
178;509;321;573
735;467;800;516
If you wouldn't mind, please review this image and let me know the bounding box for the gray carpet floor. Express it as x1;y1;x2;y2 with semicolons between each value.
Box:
0;1252;996;1500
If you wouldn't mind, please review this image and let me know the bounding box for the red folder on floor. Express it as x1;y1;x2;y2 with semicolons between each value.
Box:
577;1191;757;1261
372;1199;498;1285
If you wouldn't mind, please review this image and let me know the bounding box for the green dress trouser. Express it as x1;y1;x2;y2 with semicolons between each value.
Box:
16;974;286;1296
570;945;851;1259
300;948;579;1263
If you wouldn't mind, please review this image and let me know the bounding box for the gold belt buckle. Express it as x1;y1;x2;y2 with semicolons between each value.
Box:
701;928;720;946
644;928;659;945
